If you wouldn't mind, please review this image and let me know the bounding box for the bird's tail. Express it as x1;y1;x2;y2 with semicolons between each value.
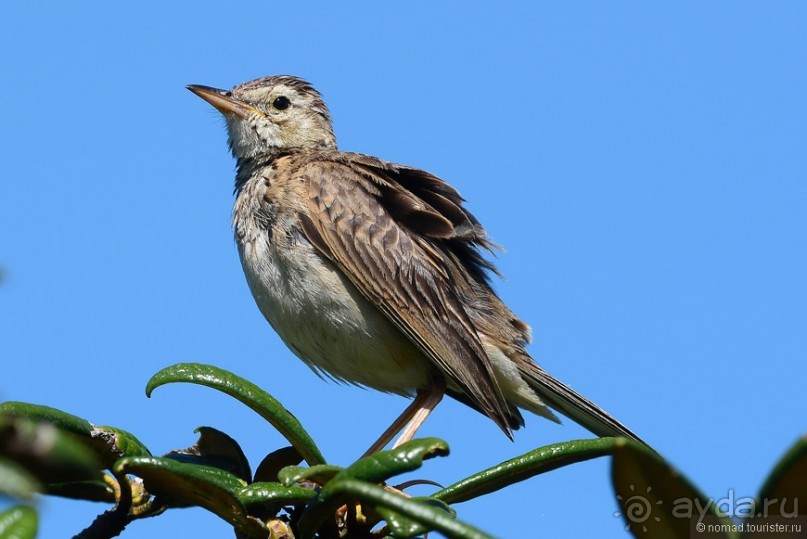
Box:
520;363;648;446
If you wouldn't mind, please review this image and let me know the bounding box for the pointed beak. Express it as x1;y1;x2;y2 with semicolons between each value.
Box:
186;84;263;119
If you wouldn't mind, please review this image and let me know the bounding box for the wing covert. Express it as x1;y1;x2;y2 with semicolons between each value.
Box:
294;158;517;434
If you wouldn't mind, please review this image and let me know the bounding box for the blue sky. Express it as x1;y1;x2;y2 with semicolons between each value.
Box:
2;2;806;537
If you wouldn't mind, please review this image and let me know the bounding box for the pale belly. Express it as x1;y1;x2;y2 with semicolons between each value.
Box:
238;232;433;395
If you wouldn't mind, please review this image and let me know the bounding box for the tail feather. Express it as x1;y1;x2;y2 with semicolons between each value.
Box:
522;364;647;446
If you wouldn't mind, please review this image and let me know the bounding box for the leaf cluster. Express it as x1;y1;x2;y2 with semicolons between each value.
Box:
1;363;805;538
0;364;612;538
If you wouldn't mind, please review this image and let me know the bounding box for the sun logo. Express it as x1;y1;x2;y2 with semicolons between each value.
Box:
615;485;663;532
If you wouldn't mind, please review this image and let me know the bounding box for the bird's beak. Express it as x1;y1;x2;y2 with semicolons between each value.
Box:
186;84;264;119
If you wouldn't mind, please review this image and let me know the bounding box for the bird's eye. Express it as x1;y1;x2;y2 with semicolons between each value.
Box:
272;96;290;110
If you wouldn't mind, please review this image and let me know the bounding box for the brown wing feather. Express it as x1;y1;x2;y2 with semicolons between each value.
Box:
293;155;518;435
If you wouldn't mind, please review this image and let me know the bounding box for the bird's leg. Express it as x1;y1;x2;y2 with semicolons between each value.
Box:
391;384;445;449
362;379;446;457
362;396;425;457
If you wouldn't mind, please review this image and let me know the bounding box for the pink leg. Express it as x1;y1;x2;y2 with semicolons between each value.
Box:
362;381;446;457
391;388;444;449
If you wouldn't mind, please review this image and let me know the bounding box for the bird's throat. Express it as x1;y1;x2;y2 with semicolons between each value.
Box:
233;154;284;195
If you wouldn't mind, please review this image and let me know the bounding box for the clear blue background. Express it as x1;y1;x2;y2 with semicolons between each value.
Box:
2;2;805;537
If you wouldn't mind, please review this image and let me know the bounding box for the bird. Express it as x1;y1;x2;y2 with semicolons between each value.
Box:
188;75;644;453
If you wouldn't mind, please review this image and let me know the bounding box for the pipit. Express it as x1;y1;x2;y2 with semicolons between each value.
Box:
188;75;644;453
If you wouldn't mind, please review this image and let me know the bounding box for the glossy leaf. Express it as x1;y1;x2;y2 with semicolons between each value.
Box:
278;464;344;487
146;363;325;465
89;425;151;467
0;401;150;469
115;456;268;538
340;437;449;485
0;458;39;500
115;455;246;504
377;497;455;538
238;481;314;512
0;505;37;539
44;478;116;503
295;439;450;536
300;478;492;539
164;426;251;482
744;435;807;537
612;438;735;539
253;446;303;483
0;402;93;437
0;417;101;484
434;437;615;504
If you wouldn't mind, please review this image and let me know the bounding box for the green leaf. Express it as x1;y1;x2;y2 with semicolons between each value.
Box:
0;402;93;437
0;401;151;469
89;425;151;467
756;434;807;509
612;438;735;539
43;478;116;503
434;437;615;505
0;458;39;500
115;456;247;505
253;446;303;483
146;363;325;466
743;435;807;537
163;426;251;482
278;464;344;487
0;505;37;539
339;437;449;485
115;456;267;538
294;439;450;536
238;482;314;513
0;416;102;484
300;478;493;539
377;497;455;538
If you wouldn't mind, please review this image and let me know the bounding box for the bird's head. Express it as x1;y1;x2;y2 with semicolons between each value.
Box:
188;75;336;160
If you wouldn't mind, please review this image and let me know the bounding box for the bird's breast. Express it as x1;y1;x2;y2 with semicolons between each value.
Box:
235;206;431;395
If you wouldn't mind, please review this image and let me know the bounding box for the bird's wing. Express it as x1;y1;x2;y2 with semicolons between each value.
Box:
292;154;518;435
